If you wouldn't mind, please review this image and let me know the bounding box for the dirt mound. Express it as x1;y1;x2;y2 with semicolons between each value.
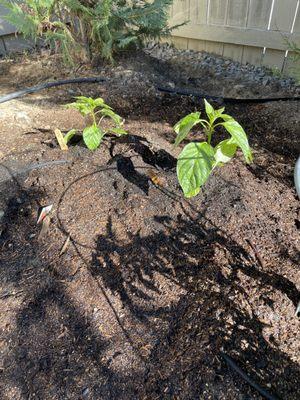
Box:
0;51;299;399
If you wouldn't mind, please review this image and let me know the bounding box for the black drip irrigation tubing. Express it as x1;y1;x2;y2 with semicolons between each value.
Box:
0;160;71;182
157;85;300;104
0;76;299;104
221;353;280;400
0;77;106;104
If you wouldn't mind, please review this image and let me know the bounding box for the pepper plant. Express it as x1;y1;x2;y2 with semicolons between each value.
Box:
174;99;253;198
66;96;127;150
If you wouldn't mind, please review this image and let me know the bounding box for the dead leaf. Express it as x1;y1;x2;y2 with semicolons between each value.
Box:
54;128;68;151
38;216;51;241
60;234;71;256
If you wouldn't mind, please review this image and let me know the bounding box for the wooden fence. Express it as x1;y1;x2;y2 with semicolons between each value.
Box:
169;0;300;74
0;4;33;54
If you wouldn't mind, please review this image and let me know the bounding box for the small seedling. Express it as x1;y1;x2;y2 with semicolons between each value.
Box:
65;96;127;150
174;99;253;198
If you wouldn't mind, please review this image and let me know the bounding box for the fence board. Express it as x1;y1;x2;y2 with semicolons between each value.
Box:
263;0;298;68
209;0;228;25
223;0;249;62
174;0;189;20
247;0;273;29
189;0;208;24
263;49;286;69
293;4;300;33
223;43;244;62
188;38;207;52
171;36;189;50
270;0;298;31
242;46;263;65
206;41;224;55
171;23;300;51
241;0;264;65
227;0;248;27
0;4;16;35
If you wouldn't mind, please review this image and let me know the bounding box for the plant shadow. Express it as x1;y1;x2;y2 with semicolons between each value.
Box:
90;192;300;399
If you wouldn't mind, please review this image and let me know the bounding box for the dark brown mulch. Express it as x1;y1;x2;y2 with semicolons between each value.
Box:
0;51;299;400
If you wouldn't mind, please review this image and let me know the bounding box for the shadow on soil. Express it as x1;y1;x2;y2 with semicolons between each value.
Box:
0;161;299;399
90;193;300;399
0;166;145;399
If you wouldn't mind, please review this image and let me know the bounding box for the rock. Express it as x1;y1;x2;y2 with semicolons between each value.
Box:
230;84;246;96
15;111;31;125
82;387;89;398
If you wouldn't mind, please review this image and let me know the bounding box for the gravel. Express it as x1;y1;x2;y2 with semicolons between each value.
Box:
144;42;299;98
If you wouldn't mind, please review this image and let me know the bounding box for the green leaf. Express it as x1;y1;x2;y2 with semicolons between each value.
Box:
174;112;201;146
94;98;106;107
177;142;215;198
110;127;128;136
83;124;104;150
66;102;92;116
100;108;122;126
75;96;96;105
214;139;237;165
218;113;233;122
221;120;253;163
64;129;77;144
204;99;214;120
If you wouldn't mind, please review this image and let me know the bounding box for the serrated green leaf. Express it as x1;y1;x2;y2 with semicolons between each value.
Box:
110;127;128;136
100;108;122;125
83;124;104;150
177;142;215;198
75;96;95;105
221;120;253;163
218;113;233;122
66;102;92;116
174;112;201;146
204;99;214;120
64;129;77;144
93;98;105;107
214;139;237;165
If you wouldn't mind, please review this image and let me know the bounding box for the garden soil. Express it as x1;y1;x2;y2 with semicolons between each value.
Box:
0;49;299;400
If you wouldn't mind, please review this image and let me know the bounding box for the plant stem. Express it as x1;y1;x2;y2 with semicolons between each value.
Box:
207;125;214;145
92;112;97;126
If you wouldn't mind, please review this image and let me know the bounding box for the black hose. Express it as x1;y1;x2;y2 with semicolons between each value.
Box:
0;76;299;105
221;352;280;400
0;77;107;104
0;160;70;183
157;85;300;104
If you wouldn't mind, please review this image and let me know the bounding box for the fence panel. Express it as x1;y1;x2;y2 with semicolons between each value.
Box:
0;4;15;36
170;0;300;72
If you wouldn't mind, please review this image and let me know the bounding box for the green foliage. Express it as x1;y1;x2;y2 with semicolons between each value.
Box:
174;99;253;198
0;0;183;63
63;128;77;144
0;0;80;64
66;96;127;150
